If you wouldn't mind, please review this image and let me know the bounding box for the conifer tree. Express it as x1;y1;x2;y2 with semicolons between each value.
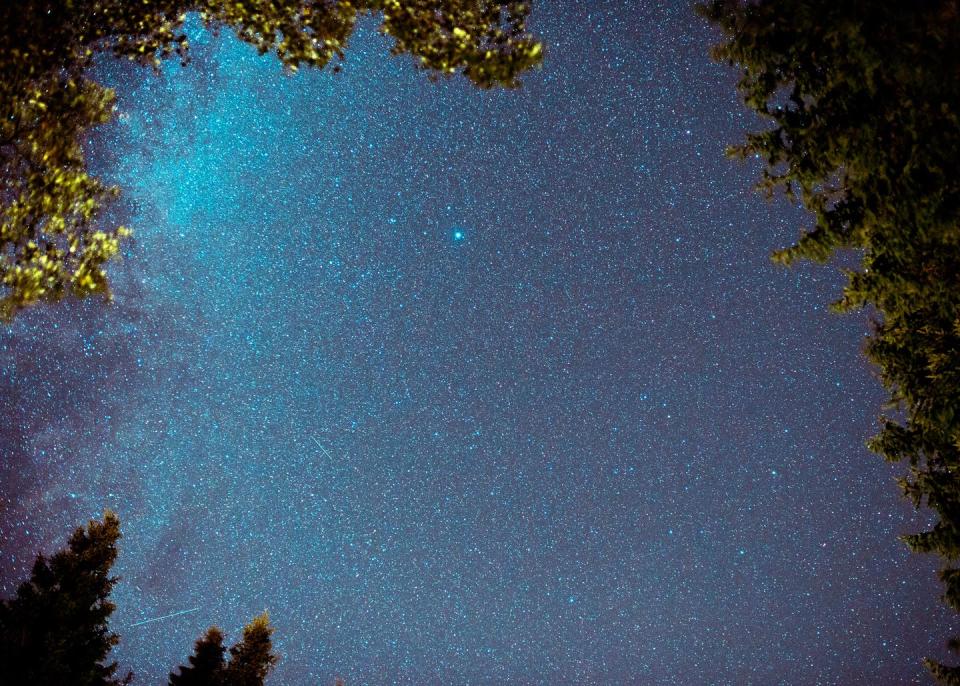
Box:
2;513;282;685
0;511;131;686
700;0;960;680
169;614;278;686
222;612;278;686
169;627;227;686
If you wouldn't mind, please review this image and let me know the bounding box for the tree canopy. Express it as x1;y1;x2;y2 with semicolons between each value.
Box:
700;0;960;680
0;1;542;320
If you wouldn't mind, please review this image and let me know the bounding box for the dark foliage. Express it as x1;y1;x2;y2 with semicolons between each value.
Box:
169;627;227;686
0;511;131;686
1;513;278;686
700;0;960;680
169;615;278;686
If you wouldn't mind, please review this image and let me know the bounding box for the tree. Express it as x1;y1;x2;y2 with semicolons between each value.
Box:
1;513;280;685
699;0;960;680
222;613;278;686
0;1;542;320
169;615;278;686
169;627;227;686
0;510;131;685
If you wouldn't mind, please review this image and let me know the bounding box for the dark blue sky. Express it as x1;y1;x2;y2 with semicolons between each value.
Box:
1;2;956;683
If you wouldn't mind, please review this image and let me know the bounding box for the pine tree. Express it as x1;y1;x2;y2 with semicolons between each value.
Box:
0;511;131;686
222;612;278;686
170;614;278;686
3;514;282;685
169;626;227;686
700;0;960;680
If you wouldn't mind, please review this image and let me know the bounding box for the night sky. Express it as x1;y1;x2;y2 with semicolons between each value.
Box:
1;2;957;684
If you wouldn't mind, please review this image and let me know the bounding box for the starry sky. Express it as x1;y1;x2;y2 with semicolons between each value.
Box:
1;2;957;684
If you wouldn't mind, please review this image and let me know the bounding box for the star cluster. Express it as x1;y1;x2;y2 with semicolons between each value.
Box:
0;2;956;684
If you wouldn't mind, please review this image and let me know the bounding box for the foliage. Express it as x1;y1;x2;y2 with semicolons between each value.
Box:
169;627;227;686
699;0;960;679
0;1;542;320
1;513;278;686
0;511;131;685
169;615;278;686
222;613;278;685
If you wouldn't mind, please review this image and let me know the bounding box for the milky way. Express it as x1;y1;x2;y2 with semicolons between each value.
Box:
1;2;956;684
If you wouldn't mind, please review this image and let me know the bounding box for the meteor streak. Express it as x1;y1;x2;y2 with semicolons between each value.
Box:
312;435;333;460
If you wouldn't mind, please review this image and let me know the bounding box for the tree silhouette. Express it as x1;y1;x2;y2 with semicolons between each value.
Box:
2;513;279;685
700;0;960;680
169;627;227;686
0;1;542;320
169;614;278;686
0;511;131;686
222;613;278;686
